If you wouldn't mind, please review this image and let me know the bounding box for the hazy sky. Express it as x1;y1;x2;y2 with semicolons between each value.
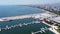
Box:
0;0;60;5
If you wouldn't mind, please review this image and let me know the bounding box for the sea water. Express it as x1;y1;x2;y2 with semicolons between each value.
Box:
0;5;55;34
0;18;55;34
0;5;44;18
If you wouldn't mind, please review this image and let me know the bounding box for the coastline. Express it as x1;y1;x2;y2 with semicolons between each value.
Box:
0;6;59;34
38;8;60;34
31;6;60;34
0;13;41;21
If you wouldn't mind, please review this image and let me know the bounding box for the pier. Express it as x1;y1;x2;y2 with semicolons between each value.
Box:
31;27;48;34
0;21;40;31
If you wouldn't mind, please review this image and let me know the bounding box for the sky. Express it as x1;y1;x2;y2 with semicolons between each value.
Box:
0;0;60;5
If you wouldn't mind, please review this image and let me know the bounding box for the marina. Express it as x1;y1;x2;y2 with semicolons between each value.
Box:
31;27;48;34
0;16;54;34
0;6;59;34
0;21;40;31
0;0;60;34
0;11;59;34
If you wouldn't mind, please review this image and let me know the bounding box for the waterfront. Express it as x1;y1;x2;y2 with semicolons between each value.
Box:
0;18;55;34
0;6;56;34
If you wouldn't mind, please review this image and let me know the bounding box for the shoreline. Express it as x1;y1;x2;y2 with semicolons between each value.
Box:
0;13;41;21
0;6;59;34
38;8;60;34
42;21;60;34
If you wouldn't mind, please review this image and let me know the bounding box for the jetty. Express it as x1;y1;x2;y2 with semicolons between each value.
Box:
0;14;41;21
31;27;48;34
0;11;58;22
0;21;40;31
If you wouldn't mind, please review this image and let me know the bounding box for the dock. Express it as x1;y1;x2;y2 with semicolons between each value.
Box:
0;21;40;31
31;27;48;34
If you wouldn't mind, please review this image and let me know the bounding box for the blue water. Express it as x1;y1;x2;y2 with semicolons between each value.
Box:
0;6;54;34
0;5;44;18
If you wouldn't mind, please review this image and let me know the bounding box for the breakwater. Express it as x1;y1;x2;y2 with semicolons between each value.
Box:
0;14;41;21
